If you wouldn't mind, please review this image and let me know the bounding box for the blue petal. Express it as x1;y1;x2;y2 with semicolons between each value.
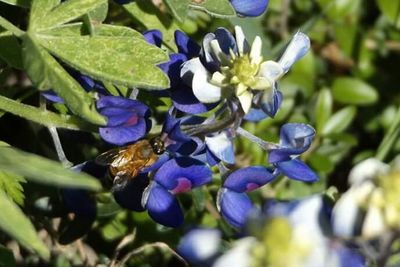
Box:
279;32;310;73
100;108;139;127
178;228;221;264
97;96;150;117
244;107;268;122
145;182;184;227
275;159;319;182
42;90;64;103
175;30;201;58
215;27;237;54
206;147;220;166
224;166;277;193
218;189;253;228
269;123;315;163
154;157;212;193
336;245;366;267
99;117;148;145
112;174;149;212
260;89;283;118
141;153;170;173
231;0;269;17
143;29;163;47
158;53;187;88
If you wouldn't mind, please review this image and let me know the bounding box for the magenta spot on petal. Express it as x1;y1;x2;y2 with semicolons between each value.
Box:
171;178;192;194
246;183;259;192
124;114;139;126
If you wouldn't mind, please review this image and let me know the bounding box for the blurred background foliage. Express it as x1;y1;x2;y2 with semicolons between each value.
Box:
0;0;400;266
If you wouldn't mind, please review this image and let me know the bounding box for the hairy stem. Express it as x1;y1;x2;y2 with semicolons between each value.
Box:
237;127;278;151
0;16;24;37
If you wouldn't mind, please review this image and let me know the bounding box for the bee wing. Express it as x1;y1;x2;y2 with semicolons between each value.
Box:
95;147;127;166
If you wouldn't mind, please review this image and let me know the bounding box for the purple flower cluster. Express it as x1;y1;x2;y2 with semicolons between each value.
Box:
57;19;318;229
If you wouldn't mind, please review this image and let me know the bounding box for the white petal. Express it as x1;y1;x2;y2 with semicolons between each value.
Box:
251;77;271;90
181;57;202;85
234;25;249;56
362;205;386;239
237;90;253;114
348;158;389;186
205;132;235;164
250;36;262;65
213;237;256;267
278;31;310;73
210;39;229;64
179;229;221;261
332;190;360;238
259;60;284;82
210;71;226;86
187;58;222;103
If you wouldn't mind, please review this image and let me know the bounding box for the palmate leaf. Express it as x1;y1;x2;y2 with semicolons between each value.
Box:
0;171;25;206
0;31;23;69
0;190;49;260
22;0;170;125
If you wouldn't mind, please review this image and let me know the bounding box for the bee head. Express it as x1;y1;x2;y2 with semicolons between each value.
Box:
150;136;165;155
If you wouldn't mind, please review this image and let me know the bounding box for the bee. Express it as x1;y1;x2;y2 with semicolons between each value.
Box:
96;136;165;189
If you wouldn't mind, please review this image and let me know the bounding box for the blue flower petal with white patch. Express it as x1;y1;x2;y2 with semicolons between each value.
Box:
97;96;151;146
269;123;315;163
175;30;201;58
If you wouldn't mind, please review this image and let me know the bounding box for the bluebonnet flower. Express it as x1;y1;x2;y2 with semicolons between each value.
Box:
332;158;400;240
181;26;310;115
96;96;151;146
178;196;366;267
230;0;269;17
268;123;318;182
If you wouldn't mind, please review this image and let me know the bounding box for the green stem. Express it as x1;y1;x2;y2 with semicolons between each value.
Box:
376;105;400;161
0;95;95;131
0;16;24;37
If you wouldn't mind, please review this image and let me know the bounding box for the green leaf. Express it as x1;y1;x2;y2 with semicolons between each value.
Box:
0;31;23;69
0;0;30;7
332;77;379;105
30;0;108;31
0;171;26;205
377;0;400;28
124;0;180;50
29;0;61;31
190;0;236;17
0;190;50;260
0;245;16;267
322;106;357;135
0;146;102;190
40;23;143;38
0;95;95;131
315;88;333;133
22;34;106;125
38;35;169;89
163;0;190;22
